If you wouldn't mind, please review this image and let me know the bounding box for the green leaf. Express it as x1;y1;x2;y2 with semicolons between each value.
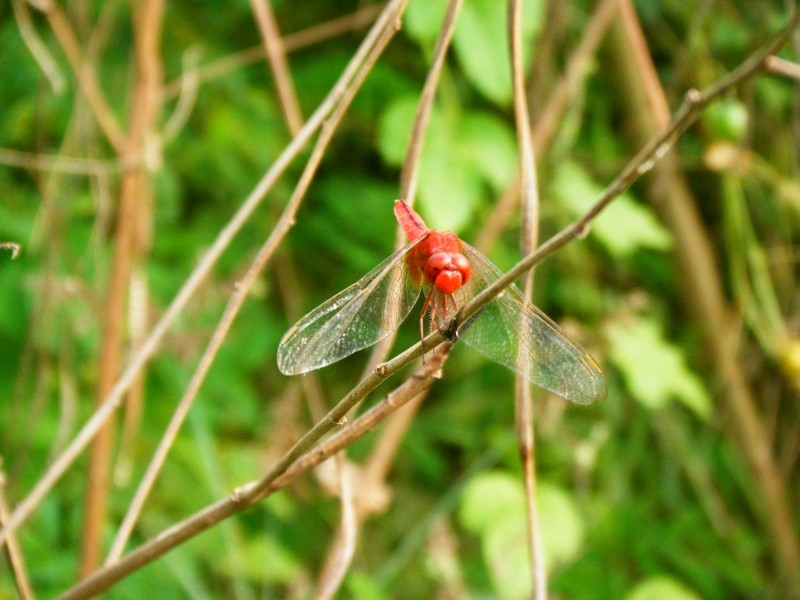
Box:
453;0;545;106
608;318;712;418
405;0;449;44
459;472;587;599
459;471;526;534
551;162;673;256
378;96;517;231
625;575;703;600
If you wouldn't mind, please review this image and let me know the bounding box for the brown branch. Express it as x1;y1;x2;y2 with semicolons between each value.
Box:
249;0;304;134
0;471;34;600
80;0;165;577
474;0;618;252
57;343;446;600
161;4;384;99
508;0;545;596
30;0;126;151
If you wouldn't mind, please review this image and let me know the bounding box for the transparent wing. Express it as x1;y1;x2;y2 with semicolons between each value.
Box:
454;242;606;405
277;242;423;375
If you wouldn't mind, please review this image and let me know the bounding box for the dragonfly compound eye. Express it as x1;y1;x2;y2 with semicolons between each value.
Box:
426;252;471;294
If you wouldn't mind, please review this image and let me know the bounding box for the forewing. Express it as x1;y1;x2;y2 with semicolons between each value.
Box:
454;242;606;404
277;242;423;375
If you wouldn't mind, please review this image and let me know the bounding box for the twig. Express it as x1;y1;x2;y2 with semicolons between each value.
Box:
249;0;304;134
508;0;546;596
161;4;384;99
474;0;618;252
29;0;126;151
12;0;65;94
0;471;34;600
0;147;131;174
57;342;446;600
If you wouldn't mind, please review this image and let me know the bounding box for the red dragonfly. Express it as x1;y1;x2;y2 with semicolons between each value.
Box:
277;200;606;404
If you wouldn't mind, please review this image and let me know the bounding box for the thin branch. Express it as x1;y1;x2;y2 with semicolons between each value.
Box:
12;0;66;94
161;4;384;99
0;147;131;175
315;454;357;600
249;0;304;135
0;471;34;600
765;55;800;80
508;0;546;596
474;0;618;252
399;0;464;203
30;0;126;151
57;343;446;600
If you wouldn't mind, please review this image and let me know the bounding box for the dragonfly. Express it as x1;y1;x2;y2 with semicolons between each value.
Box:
277;199;606;405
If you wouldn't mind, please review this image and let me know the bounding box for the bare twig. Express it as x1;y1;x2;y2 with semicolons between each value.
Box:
12;0;65;93
508;0;546;596
57;343;446;600
0;471;34;600
249;0;304;134
161;4;384;99
29;0;126;151
0;147;130;174
474;0;618;252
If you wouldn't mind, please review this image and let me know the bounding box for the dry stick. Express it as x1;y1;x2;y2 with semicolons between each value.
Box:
11;0;65;93
31;0;125;152
315;452;357;600
0;0;406;553
610;2;800;591
59;343;447;600
80;0;165;576
507;0;546;598
0;147;130;174
0;472;34;600
161;3;384;100
249;0;304;134
474;0;618;253
0;242;21;259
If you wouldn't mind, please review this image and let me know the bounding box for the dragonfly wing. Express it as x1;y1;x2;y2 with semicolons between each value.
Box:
455;242;606;405
277;243;423;375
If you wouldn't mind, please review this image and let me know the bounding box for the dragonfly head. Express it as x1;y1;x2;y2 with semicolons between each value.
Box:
425;252;471;295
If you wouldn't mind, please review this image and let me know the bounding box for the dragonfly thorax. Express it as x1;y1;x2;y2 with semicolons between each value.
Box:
425;252;471;295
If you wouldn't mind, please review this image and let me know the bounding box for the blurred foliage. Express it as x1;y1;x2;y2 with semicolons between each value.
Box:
0;0;799;599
